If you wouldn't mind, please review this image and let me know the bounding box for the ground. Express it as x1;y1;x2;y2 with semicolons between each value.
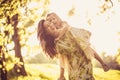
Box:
8;63;120;80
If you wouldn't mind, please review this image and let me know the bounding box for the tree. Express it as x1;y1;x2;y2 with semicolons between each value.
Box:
0;45;7;80
0;0;28;76
11;14;27;76
0;0;50;77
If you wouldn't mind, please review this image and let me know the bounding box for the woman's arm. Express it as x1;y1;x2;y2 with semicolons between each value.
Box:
58;67;66;80
58;54;66;80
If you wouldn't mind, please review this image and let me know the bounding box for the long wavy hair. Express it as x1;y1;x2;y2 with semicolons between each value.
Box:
37;19;57;58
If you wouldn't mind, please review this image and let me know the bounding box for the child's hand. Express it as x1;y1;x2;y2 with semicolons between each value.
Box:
55;23;70;41
102;64;110;72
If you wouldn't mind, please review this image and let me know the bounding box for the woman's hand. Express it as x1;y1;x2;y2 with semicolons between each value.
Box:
58;65;66;80
58;76;66;80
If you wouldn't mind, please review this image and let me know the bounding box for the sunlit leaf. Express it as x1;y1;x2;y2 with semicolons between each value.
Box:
87;19;92;26
0;65;2;68
68;6;75;16
0;35;3;45
24;19;34;28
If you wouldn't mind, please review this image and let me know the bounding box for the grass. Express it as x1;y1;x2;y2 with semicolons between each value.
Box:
7;63;120;80
94;68;120;80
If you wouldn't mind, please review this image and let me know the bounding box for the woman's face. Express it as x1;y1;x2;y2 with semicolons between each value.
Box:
43;20;56;35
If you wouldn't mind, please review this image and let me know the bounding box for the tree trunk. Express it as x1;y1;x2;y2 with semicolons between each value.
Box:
12;14;27;76
0;46;7;80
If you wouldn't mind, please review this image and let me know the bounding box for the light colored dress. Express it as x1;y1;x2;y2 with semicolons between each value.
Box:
56;27;95;80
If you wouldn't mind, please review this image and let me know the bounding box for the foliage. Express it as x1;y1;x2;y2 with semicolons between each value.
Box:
68;6;75;16
99;0;113;13
0;0;50;49
0;0;50;77
0;0;28;18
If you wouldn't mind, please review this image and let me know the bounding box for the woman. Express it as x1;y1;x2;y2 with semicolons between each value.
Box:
37;13;109;80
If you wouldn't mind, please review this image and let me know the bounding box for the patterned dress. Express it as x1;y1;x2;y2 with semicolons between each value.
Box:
56;27;95;80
